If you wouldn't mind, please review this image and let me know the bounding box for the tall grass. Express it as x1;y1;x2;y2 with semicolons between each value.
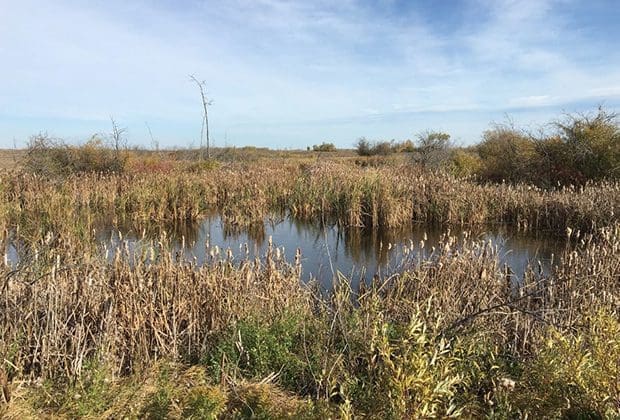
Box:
1;221;618;417
0;158;618;417
1;161;618;239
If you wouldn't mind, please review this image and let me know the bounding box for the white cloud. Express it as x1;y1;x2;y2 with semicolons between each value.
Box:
0;0;618;147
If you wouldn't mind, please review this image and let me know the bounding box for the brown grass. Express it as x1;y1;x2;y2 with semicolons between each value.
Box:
0;156;618;417
1;161;618;242
0;150;24;172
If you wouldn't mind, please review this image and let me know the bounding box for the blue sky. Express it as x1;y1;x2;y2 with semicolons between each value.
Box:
1;0;619;149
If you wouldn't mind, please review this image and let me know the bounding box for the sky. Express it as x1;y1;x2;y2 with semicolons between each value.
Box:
1;0;619;149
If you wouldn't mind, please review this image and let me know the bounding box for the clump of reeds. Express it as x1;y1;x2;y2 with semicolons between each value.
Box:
2;161;618;242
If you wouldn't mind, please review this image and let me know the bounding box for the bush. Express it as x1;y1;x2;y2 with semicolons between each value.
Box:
515;310;620;418
475;108;619;186
205;313;319;394
393;139;415;153
413;131;452;169
372;141;393;156
186;158;220;173
355;137;372;156
365;317;464;418
449;149;483;178
23;134;126;177
181;385;228;419
540;107;620;184
355;138;395;156
477;125;537;183
312;142;337;152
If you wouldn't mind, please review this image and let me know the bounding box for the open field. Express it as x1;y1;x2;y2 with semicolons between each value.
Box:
0;150;25;171
0;154;619;418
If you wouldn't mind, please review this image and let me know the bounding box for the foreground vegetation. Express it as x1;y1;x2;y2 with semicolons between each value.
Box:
0;217;618;418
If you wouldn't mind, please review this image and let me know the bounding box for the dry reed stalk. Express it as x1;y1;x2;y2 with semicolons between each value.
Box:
1;162;618;238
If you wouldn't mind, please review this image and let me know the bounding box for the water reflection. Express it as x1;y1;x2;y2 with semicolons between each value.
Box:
1;216;566;289
98;216;565;289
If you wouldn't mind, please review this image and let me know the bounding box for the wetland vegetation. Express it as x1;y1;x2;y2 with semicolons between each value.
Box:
0;109;619;418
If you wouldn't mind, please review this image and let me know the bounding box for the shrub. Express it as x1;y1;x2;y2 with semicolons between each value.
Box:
449;149;482;178
23;134;126;177
393;139;415;153
372;141;394;156
205;313;319;394
542;107;620;184
413;131;452;169
312;142;337;152
186;158;220;173
477;125;537;183
368;318;464;418
181;385;228;419
355;137;372;156
355;138;395;156
333;295;467;418
475;107;619;186
515;310;620;418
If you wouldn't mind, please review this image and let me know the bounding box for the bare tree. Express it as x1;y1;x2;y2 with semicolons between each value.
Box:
109;117;127;153
109;117;128;174
189;75;213;160
145;121;159;151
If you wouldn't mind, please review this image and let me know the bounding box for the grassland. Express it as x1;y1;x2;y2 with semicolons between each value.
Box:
0;150;24;172
0;151;618;418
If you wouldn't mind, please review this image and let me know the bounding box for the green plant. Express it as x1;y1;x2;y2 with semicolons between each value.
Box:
370;317;463;418
477;124;537;183
516;309;620;418
206;313;318;394
543;107;620;184
23;134;126;177
449;148;482;178
414;130;452;169
181;385;227;419
355;138;395;156
312;142;337;152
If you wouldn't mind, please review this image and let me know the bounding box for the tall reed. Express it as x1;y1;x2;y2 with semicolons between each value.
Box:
1;222;617;417
1;162;618;239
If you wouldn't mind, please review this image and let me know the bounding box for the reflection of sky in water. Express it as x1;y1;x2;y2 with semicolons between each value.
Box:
4;217;565;290
103;217;564;289
3;243;18;267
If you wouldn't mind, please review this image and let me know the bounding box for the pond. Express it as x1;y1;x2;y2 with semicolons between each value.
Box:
96;215;565;290
2;215;566;290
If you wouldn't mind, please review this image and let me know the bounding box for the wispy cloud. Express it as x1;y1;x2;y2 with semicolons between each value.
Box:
0;0;618;147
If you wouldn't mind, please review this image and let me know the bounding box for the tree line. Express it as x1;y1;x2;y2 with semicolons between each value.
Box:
353;107;619;187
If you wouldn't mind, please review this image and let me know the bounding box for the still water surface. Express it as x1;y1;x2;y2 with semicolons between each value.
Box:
99;216;564;289
2;216;565;289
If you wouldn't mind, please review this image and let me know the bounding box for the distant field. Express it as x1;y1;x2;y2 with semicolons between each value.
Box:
0;147;364;172
0;149;24;170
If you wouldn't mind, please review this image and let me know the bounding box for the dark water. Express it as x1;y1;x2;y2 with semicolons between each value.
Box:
2;215;565;290
94;216;564;289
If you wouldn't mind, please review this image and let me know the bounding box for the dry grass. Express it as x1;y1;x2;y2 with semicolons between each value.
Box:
0;157;618;417
0;221;618;417
0;150;24;172
1;161;618;242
